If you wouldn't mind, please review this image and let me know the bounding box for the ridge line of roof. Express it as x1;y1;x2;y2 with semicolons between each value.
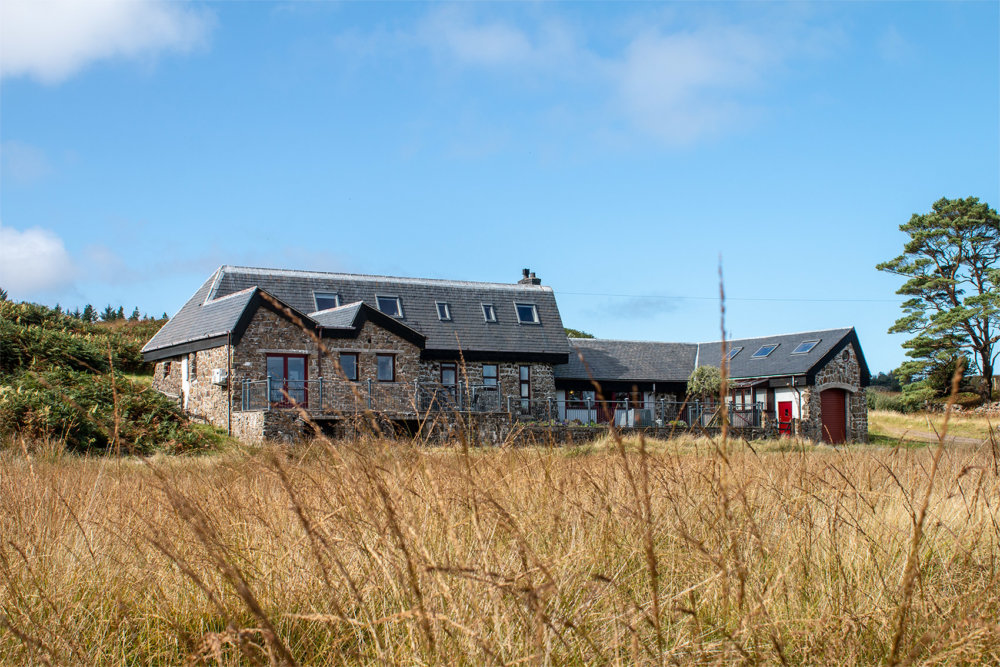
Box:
308;301;364;316
695;327;853;345
203;285;257;305
205;267;226;303
568;338;698;346
220;265;554;291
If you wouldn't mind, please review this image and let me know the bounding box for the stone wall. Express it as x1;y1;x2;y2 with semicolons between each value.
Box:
152;347;230;426
185;346;231;426
152;357;183;399
419;360;556;414
231;410;305;444
800;344;868;442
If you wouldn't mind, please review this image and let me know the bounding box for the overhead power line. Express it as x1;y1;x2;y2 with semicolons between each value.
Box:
554;290;901;304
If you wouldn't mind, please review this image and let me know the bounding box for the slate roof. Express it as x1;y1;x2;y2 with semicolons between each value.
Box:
555;340;697;383
143;265;570;360
309;302;364;329
555;328;869;385
696;328;861;380
142;279;258;354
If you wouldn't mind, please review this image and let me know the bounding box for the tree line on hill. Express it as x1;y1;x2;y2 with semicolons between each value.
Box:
0;287;168;323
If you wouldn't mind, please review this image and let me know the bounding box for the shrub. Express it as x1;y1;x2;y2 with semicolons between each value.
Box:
867;390;910;413
0;369;212;454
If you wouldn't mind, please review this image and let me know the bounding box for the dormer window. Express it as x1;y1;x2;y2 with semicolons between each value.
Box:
727;347;743;360
751;344;778;358
436;302;452;321
314;292;340;311
515;303;539;324
376;295;403;318
792;340;820;354
482;303;496;322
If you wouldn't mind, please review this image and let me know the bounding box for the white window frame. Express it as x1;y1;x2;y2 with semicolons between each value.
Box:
435;301;452;321
514;302;539;325
313;291;340;311
482;303;497;323
375;295;404;318
727;346;743;360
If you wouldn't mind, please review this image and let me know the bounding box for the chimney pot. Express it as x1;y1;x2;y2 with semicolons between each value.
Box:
518;268;542;285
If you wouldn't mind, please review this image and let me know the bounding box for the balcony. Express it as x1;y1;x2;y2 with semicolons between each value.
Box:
238;378;503;417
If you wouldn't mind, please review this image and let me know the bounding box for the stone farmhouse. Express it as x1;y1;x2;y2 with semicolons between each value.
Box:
143;266;870;443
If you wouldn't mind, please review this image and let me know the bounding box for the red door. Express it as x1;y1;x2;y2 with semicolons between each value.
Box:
820;389;847;444
778;401;793;436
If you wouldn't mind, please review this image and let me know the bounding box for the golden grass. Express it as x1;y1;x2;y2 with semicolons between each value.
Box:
1;432;999;665
870;409;998;441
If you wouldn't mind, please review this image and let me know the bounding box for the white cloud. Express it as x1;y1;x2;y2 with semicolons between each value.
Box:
615;26;782;145
417;8;580;71
0;223;76;295
0;0;213;83
0;141;52;185
400;9;833;147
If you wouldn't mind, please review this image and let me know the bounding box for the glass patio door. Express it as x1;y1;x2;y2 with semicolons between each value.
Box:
267;354;308;407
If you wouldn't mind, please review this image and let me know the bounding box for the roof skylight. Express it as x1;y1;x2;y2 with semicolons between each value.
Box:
314;292;340;311
376;295;403;318
727;346;743;360
751;344;778;358
791;340;820;354
515;303;539;324
436;302;451;321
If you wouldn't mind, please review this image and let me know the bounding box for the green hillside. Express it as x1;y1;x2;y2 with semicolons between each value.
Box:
0;299;221;454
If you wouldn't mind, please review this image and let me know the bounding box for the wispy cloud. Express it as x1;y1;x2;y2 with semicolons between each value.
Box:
592;296;681;320
878;25;912;63
0;141;52;185
331;7;837;148
416;8;582;73
0;0;213;83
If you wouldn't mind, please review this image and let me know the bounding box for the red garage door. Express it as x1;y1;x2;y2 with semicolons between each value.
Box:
820;389;847;444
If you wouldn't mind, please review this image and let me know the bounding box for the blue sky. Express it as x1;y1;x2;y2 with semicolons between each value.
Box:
1;1;997;373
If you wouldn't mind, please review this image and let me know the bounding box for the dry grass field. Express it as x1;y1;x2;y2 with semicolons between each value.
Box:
2;430;999;665
869;409;998;442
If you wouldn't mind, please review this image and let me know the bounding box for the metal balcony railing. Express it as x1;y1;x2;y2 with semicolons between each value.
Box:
510;397;766;428
238;378;504;415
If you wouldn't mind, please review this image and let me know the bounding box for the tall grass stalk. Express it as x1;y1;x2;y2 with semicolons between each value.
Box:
1;432;998;664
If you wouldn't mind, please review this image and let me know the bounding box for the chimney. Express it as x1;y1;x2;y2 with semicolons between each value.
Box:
518;268;541;285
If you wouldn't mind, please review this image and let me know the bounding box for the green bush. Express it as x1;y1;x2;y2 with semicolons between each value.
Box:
0;369;213;454
928;392;983;410
867;390;911;413
0;298;214;454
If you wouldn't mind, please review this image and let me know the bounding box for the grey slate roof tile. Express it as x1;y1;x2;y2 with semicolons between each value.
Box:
309;301;364;329
556;328;861;383
141;275;257;353
143;266;570;358
556;340;697;382
696;328;855;379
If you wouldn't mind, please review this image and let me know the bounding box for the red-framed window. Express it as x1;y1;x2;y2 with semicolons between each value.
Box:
266;354;308;407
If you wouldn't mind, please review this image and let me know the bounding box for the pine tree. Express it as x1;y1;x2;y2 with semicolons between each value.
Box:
82;304;96;323
129;307;140;321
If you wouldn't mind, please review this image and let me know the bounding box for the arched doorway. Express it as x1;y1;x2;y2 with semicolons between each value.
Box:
820;388;847;443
